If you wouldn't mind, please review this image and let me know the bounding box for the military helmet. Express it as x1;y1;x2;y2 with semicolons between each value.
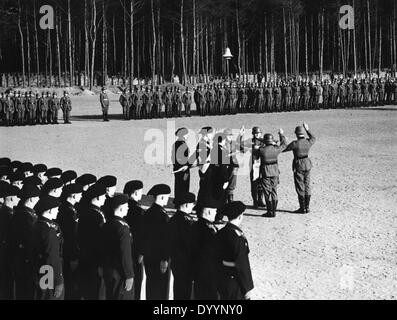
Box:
252;127;262;135
263;134;274;145
295;126;305;137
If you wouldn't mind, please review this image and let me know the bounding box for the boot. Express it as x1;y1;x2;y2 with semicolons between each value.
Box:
305;195;311;214
257;190;266;208
262;200;272;218
227;194;234;204
272;200;278;217
251;190;258;209
294;196;305;214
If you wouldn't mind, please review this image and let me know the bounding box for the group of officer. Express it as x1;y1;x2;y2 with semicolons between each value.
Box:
0;156;254;300
0;91;72;126
172;122;316;220
103;76;397;121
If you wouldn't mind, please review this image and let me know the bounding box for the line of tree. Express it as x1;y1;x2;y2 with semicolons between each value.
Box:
0;0;396;89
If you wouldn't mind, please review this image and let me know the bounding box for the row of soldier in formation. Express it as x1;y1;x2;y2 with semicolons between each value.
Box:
103;77;397;121
0;91;72;126
172;123;316;220
0;157;254;300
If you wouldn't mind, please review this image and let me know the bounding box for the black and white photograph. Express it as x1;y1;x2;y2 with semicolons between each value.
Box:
0;0;396;305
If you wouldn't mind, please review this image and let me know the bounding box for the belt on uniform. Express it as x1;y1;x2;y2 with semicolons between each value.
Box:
296;156;308;160
222;260;236;268
264;161;278;165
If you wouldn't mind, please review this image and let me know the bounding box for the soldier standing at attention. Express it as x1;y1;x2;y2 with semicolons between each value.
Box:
283;123;316;214
0;184;20;299
101;194;134;300
168;192;196;300
124;180;145;300
191;198;220;300
175;87;183;117
46;92;53;124
258;129;287;218
100;87;110;122
15;91;24;126
172;128;191;201
51;92;60;124
33;196;64;300
119;89;129;120
182;87;192;117
78;183;107;300
4;93;14;126
143;184;172;300
27;92;37;125
60;91;72;124
0;93;4;126
57;184;83;300
163;87;172;118
152;86;162;119
217;201;254;300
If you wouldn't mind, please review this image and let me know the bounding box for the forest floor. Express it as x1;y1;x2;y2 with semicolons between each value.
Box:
1;92;396;300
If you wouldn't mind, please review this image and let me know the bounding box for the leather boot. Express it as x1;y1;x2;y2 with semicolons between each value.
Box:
272;200;278;217
258;190;266;208
262;200;272;217
294;196;305;214
305;195;311;214
251;190;258;209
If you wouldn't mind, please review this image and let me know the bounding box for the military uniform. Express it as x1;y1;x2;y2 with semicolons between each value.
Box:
50;93;60;124
119;91;130;120
135;88;144;119
101;215;134;300
217;222;254;300
4;96;14;126
100;90;110;121
162;89;172;118
258;133;287;217
172;133;191;201
284;127;316;213
60;93;72;124
182;89;192;117
152;88;162;118
0;203;14;299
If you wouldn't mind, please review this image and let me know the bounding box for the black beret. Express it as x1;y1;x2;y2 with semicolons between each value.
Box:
11;171;25;182
0;181;10;198
21;162;33;172
223;201;246;220
123;180;143;194
0;166;12;178
43;178;64;191
36;196;61;214
63;183;83;196
86;183;107;200
199;126;214;135
19;184;41;199
174;192;196;206
97;175;117;188
61;170;77;184
175;127;188;137
4;185;20;197
11;161;22;170
45;167;62;177
147;184;171;197
110;194;129;210
0;158;11;166
33;164;47;174
24;176;42;187
75;174;97;186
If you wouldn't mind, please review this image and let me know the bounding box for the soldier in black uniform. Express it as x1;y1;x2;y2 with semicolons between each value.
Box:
42;178;64;199
143;184;171;300
258;129;287;218
191;198;219;300
0;184;20;299
61;170;77;186
101;194;134;300
75;173;97;192
284;123;316;214
124;180;145;300
78;183;107;300
97;175;117;221
33;164;48;186
172;128;191;202
10;184;41;299
100;87;110;122
33;196;64;300
217;201;254;300
168;192;196;300
57;184;83;300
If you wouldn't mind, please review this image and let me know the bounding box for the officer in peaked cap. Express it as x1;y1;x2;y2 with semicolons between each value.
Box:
33;195;64;300
57;183;83;300
168;192;196;300
217;201;254;300
101;194;134;300
78;182;107;300
61;170;78;186
283;123;316;214
143;183;171;300
124;180;145;300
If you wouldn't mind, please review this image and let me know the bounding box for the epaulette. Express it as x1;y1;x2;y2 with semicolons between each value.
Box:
117;220;129;228
234;229;245;238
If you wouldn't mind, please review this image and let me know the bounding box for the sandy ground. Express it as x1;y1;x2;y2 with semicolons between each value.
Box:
1;93;396;300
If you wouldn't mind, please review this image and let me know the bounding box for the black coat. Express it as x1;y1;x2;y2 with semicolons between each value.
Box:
57;201;79;262
125;199;145;261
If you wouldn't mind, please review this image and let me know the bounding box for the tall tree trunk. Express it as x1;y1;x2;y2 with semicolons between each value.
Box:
90;0;97;90
192;0;196;77
26;12;31;86
112;13;116;76
236;0;242;76
305;17;308;77
68;0;73;86
48;29;52;86
102;0;106;86
85;0;89;86
56;6;61;86
319;10;324;79
130;0;134;89
264;13;268;79
271;14;275;74
180;0;187;84
18;0;25;87
353;0;357;76
123;0;127;83
33;0;40;85
367;0;372;73
283;8;288;78
150;0;157;83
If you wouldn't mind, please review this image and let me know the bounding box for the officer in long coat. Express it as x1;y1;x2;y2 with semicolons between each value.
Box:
60;91;72;124
168;192;196;300
217;201;254;300
100;87;110;122
172;128;191;202
283;123;316;214
101;194;134;300
258;129;287;218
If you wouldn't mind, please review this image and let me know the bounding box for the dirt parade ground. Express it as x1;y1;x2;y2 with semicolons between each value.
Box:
1;92;396;300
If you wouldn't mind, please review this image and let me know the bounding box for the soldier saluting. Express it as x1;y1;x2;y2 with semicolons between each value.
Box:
283;123;316;214
217;201;254;300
